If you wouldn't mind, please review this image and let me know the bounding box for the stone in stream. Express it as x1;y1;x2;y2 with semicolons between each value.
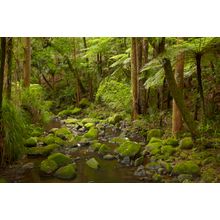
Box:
40;159;58;175
24;137;37;147
48;153;72;168
134;165;146;177
54;164;77;180
86;158;100;169
22;162;34;170
103;154;115;160
121;156;130;166
179;137;193;149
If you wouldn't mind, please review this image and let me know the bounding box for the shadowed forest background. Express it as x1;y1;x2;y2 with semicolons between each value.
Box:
0;37;220;183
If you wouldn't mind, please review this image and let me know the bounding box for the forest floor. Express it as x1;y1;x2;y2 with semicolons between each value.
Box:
1;104;220;183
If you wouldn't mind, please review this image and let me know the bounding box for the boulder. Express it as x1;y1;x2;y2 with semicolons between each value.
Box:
40;159;58;174
25;137;37;147
161;145;176;156
147;129;163;142
86;158;100;169
115;141;141;157
54;164;76;180
84;127;98;139
48;153;72;167
103;154;115;160
26;144;59;156
179;137;193;149
163;137;179;146
173;161;200;175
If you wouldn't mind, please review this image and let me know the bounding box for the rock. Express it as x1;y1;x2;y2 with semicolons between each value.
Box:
173;161;200;175
54;127;73;140
98;144;111;155
22;162;34;170
145;142;162;155
134;156;144;166
58;107;81;117
111;136;129;144
163;137;179;147
121;156;130;165
48;153;72;167
115;141;141;157
161;145;176;156
86;158;100;169
179;137;193;149
146;129;163;142
54;164;76;180
24;137;37;147
79;98;90;108
84;122;94;129
178;174;193;182
26;144;59;156
108;114;123;125
152;173;163;182
63;118;78;124
149;137;163;144
42;134;65;146
103;154;115;160
134;165;146;177
91;142;102;152
81;118;98;124
40;159;58;175
201;168;217;182
84;127;98;139
145;161;161;171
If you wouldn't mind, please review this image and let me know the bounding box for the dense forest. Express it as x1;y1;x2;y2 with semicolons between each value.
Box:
0;37;220;183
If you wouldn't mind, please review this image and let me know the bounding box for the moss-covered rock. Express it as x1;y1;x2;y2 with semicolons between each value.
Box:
163;137;179;147
103;154;115;160
91;142;102;151
25;137;37;147
161;145;176;156
54;127;73;140
115;141;141;157
54;164;76;180
42;134;66;146
79;98;90;108
84;122;94;129
31;127;43;137
173;161;200;175
63;118;78;124
152;173;162;182
202;156;217;166
86;158;100;169
58;107;81;117
26;144;59;156
134;156;144;166
178;174;193;182
149;137;163;144
111;136;129;144
145;161;161;171
48;153;72;167
98;144;111;155
145;142;162;155
201;168;217;182
81;118;98;124
84;127;98;139
147;129;163;142
40;159;58;174
179;137;193;149
108;114;123;125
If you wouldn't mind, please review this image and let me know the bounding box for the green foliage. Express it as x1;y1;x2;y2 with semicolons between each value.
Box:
96;77;131;112
1;100;27;164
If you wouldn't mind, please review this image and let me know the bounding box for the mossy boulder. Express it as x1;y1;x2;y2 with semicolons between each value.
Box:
86;158;100;169
161;145;176;156
202;156;217;166
48;153;72;167
108;114;123;125
179;137;193;149
178;174;193;183
98;144;111;155
149;137;163;144
54;127;73;140
115;141;141;157
42;134;65;146
40;159;58;175
25;137;37;147
84;122;94;129
134;156;144;166
79;98;90;108
145;142;162;155
63;118;78;124
201;168;217;182
31;127;43;137
163;137;179;147
147;129;163;142
173;161;200;176
58;107;81;117
84;127;98;139
54;164;77;180
145;161;161;171
111;136;129;144
26;144;59;156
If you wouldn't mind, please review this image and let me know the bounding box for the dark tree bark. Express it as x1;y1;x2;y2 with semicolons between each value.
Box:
6;37;13;99
24;37;31;88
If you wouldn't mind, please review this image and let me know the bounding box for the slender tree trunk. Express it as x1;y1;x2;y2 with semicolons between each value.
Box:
6;37;13;99
24;37;31;88
131;38;139;120
172;47;184;135
162;58;198;137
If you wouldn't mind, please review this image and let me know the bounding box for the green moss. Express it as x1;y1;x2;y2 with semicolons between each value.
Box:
86;158;100;169
173;161;200;175
85;122;94;129
91;142;102;151
161;145;176;156
134;156;144;166
79;98;90;108
48;153;72;167
152;173;162;182
149;137;163;144
26;144;59;156
115;141;141;157
84;127;98;139
42;134;65;146
98;144;111;155
145;142;162;155
202;157;216;166
178;174;193;182
25;137;37;147
145;161;160;171
31;127;43;137
63;118;78;124
81;118;98;124
179;137;193;149
58;107;81;117
160;161;172;173
40;159;58;174
54;127;73;140
163;137;179;146
54;164;76;180
147;129;163;142
201;168;217;182
108;114;123;125
111;136;129;144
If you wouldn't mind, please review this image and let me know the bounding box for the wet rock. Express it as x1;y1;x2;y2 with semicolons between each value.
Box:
86;158;100;169
24;137;37;147
48;153;72;168
134;165;146;177
179;137;193;149
121;156;130;165
22;162;34;170
40;159;58;175
103;154;115;160
26;144;59;157
54;164;77;180
134;156;144;167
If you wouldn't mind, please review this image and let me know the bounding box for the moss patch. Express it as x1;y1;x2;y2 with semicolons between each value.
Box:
48;153;72;167
26;144;59;156
25;137;37;147
163;137;179;147
201;168;217;182
84;127;98;139
161;145;176;156
173;161;200;175
54;164;76;180
147;129;163;142
40;159;58;174
179;137;193;149
58;107;81;117
86;158;100;169
115;141;141;157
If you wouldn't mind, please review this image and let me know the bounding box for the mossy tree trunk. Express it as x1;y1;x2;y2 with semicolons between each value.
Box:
24;37;31;88
162;58;198;137
6;37;13;100
131;37;139;120
172;40;184;135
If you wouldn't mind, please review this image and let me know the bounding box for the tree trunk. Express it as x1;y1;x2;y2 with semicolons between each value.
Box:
131;38;139;120
24;37;31;88
162;58;198;137
172;48;184;135
6;37;13;99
